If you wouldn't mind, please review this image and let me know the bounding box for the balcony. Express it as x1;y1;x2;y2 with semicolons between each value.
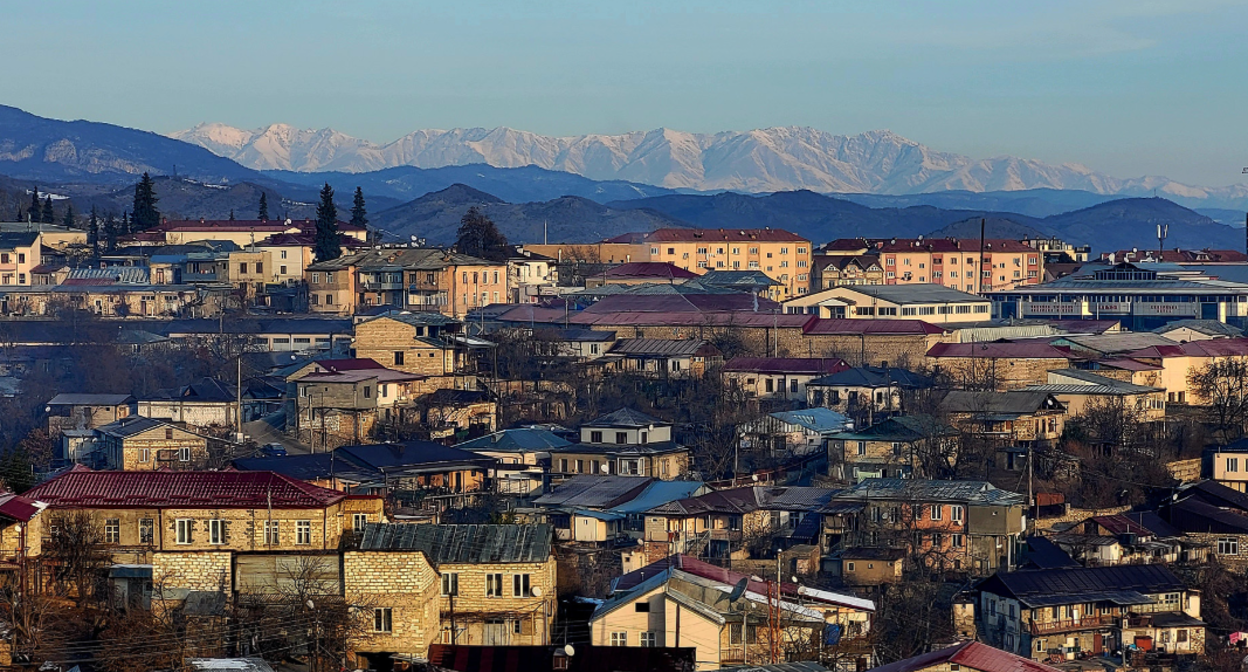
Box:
1029;615;1118;636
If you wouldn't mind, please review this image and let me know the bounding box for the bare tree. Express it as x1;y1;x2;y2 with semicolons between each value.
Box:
1188;357;1248;441
43;511;111;604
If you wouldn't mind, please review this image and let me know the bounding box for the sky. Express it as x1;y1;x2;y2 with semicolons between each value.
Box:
6;0;1248;186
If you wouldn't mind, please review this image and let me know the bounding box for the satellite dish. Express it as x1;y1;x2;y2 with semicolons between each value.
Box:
728;577;749;603
564;644;575;656
751;474;759;482
531;586;543;598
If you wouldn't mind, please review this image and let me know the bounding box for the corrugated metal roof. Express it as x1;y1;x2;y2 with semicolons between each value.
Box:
25;467;346;509
829;283;987;305
586;407;665;428
359;523;552;564
868;641;1061;672
533;475;654;508
47;393;134;406
938;390;1065;415
927;341;1076;359
454;428;572;453
833;478;1025;506
609;338;714;357
978;564;1186;608
724;357;849;375
601;262;699;279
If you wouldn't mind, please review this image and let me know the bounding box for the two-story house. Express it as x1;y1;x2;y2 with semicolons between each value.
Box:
827;415;960;483
806;366;934;427
293;366;426;448
547;409;690;482
722;356;850;401
93;416;211;471
938;390;1067;449
974;564;1203;663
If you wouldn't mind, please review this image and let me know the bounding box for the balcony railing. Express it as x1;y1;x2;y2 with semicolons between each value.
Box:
1029;615;1118;635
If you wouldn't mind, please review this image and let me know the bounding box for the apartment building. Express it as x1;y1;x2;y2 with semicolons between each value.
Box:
0;232;42;286
822;238;1044;293
307;248;506;318
637;228;812;299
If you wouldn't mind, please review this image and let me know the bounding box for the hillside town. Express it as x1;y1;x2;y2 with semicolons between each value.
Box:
0;182;1243;672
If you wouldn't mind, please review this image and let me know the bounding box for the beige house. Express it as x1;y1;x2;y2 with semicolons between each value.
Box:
93;416;211;471
353;314;469;379
1206;442;1248;492
592;554;874;671
1021;369;1165;423
547;408;690;481
784;284;992;323
0;232;42;286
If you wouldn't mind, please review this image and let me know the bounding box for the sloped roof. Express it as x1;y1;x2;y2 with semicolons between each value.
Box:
832;478;1025;506
0;492;43;522
1057;333;1177;355
648;486;839;516
532;475;655;508
976;564;1186;608
609;480;707;514
868;641;1061;672
724;357;849;375
232;453;368;483
826;283;987;305
94;415;179;438
767;408;851;434
609;338;716;357
47;393;134;406
601;262;699;280
359;523;552;564
830;415;958;442
1124;337;1248;358
1154;319;1243;338
639;228;807;242
585;407;665;428
335;441;493;472
927;341;1076;359
25;468;345;509
454;428;572;453
808;366;933;389
938;390;1065;415
697;270;781;289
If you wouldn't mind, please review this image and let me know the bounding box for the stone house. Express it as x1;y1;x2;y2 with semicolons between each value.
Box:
603;338;722;378
721;356;850;401
306;248;507;318
822;478;1027;578
45;393;136;437
454;427;571;496
806;366;933;426
355;523;557;656
419;389;498;441
1158;480;1248;571
974;564;1204;663
23;467;385;570
594;554;874;671
828;415;960;483
0;492;45;564
938;390;1067;449
1021;369;1166;424
138;377;239;429
926;341;1078;390
353;313;472;379
547;408;690;482
93;416;211;471
293;367;426;448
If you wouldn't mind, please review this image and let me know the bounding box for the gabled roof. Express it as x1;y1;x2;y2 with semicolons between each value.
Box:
868;641;1061;672
1024;369;1161;395
938;390;1065;416
149;377;236;403
697;270;781;289
609;338;718;357
454;428;572;453
359;523;552;564
1124;337;1248;359
1154;319;1243;338
600;262;699;280
648;486;839;516
830;415;958;442
232;453;368;483
765;409;851;434
1056;333;1177;356
0;492;43;522
47;393;134;406
976;564;1186;608
334;441;494;472
808;366;933;389
927;341;1076;359
723;357;849;376
819;283;988;305
831;478;1025;506
94;415;183;439
312;358;387;373
585;408;665;428
24;468;346;509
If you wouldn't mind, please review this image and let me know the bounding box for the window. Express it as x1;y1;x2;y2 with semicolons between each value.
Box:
486;573;504;597
296;520;312;545
165;428;174;440
640;631;657;647
264;520;280;545
590;430;603;443
513;573;531;597
105;519;120;544
178;447;191;462
610;632;627;647
139;448;151;463
847;561;856;571
953;533;965;548
951;505;965;522
1218;537;1239;555
442;572;459;596
1229;457;1240;473
635;602;651;613
373;608;393;633
394;351;405;366
363;386;371;399
208;519;225;545
615;431;627;444
892;442;902;457
139;518;154;544
856;441;866;456
239;263;248;274
353;513;368;532
930;504;942;521
175;518;193;544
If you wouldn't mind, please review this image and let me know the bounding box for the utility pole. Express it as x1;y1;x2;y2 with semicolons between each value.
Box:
236;355;243;442
977;218;986;296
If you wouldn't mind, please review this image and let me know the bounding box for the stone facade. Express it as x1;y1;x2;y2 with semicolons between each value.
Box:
354;317;463;377
436;559;558;646
100;424;210;471
153;551;232;592
343;550;441;661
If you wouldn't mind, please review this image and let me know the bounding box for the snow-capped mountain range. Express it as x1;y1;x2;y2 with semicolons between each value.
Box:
172;122;1248;203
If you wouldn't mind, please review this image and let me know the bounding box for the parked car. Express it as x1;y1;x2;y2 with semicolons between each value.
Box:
259;443;287;457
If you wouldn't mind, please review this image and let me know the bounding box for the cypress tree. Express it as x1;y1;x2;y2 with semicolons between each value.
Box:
131;172;160;231
350;187;368;228
103;212;119;253
229;209;236;221
314;183;341;262
62;203;75;228
41;196;54;224
28;189;39;223
87;206;100;257
258;192;269;221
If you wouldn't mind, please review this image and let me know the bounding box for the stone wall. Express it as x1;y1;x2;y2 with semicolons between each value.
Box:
343;550;441;659
438;559;558;646
153;551;232;592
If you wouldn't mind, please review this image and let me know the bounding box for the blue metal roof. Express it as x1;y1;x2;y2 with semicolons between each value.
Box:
609;480;707;514
454;428;572;453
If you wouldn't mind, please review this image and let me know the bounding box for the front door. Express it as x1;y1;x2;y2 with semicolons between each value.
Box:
483;619;509;645
1093;633;1103;654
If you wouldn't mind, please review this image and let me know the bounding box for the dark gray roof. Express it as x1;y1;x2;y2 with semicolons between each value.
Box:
95;415;172;438
832;478;1025;506
830;415;957;442
1024;369;1161;395
0;232;40;249
808;366;932;389
359;523;552;564
335;441;494;472
976;564;1186;609
1154;319;1243;338
697;270;780;289
366;312;461;328
454;428;572;453
609;338;715;357
938;390;1065;415
585;407;665;428
533;475;654;508
47;393;134;406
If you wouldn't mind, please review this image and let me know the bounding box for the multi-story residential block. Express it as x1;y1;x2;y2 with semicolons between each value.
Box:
974;564;1203;663
547;408;690;482
506;246;558;303
811;254;885;290
821;238;1043;293
306;248;507;318
634;228;812;299
821;479;1027;578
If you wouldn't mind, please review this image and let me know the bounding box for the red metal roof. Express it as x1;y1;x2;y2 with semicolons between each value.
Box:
571;311;815;328
802;318;948;336
25;468;348;509
641;228;808;243
0;493;42;522
723;356;850;375
601;262;699;279
927;341;1076;359
315;358;387;372
870;641;1062;672
1125;338;1248;359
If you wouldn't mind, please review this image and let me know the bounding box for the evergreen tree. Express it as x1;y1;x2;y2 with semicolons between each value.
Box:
258;192;269;221
314;183;341;262
103;212;119;253
62;203;75;228
28;188;39;223
131;172;160;231
455;206;509;262
350;187;368;228
121;211;131;235
229;209;236;221
87;206;100;257
41;196;54;224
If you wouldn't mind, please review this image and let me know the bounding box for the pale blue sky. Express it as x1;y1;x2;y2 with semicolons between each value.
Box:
6;0;1248;186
